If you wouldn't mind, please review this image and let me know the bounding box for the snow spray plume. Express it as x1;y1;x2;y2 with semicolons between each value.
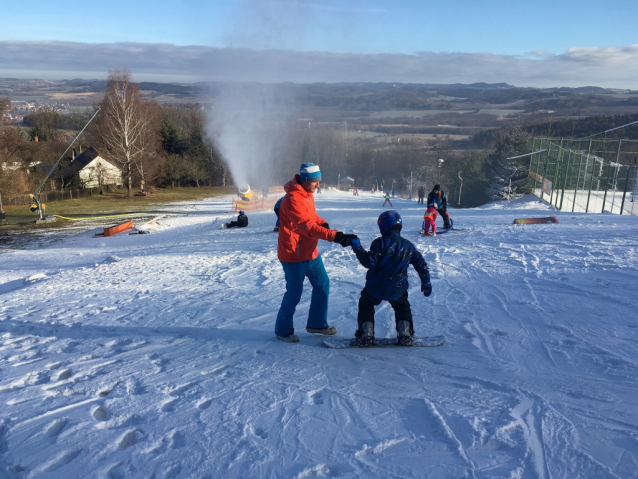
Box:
205;83;285;187
203;1;322;187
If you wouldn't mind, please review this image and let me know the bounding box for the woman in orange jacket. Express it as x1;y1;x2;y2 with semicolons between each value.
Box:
275;163;358;342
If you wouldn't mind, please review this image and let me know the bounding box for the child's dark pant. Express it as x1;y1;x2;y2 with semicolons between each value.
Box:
356;288;414;337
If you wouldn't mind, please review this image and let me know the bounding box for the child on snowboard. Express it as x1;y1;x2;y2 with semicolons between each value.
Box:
421;205;438;236
350;210;432;346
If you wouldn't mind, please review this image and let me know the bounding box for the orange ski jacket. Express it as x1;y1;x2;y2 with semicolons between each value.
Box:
423;207;438;222
277;175;337;262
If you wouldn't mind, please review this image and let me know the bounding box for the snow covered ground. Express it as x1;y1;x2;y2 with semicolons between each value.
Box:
1;191;638;478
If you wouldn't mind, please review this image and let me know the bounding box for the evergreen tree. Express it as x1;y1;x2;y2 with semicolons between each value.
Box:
485;125;532;200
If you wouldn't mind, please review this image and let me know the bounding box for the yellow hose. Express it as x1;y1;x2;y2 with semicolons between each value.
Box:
53;213;148;221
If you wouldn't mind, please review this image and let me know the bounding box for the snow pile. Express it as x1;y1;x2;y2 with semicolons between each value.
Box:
1;192;637;478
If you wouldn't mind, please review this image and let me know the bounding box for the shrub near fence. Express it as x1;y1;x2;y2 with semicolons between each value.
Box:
6;186;113;206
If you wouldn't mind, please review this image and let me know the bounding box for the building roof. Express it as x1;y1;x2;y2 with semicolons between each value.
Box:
72;147;120;170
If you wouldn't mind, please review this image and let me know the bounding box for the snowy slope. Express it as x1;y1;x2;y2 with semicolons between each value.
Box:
1;191;637;478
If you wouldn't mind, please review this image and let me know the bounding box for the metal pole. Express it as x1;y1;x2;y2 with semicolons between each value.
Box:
610;163;620;214
539;145;551;203
458;171;463;205
620;163;632;215
559;149;572;211
572;151;584;212
552;138;564;207
601;160;614;213
32;108;100;220
609;140;622;213
531;138;539;192
585;139;594;213
410;171;413;200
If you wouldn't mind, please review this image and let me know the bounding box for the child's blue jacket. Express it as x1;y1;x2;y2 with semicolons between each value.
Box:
353;230;430;301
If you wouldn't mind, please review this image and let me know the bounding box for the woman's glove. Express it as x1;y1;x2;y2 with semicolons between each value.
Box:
333;232;358;247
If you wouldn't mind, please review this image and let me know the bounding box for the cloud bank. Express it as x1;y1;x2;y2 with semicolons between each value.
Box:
1;41;638;88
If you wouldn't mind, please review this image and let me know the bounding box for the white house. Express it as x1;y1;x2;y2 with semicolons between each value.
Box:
72;147;123;188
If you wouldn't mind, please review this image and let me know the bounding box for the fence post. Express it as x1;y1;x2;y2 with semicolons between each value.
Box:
539;142;551;203
600;160;614;213
550;138;563;207
559;149;572;211
585;139;594;213
572;151;585;212
531;138;540;192
610;140;623;214
620;165;632;215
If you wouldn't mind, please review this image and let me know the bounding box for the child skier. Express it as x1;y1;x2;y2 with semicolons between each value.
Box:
421;205;438;236
382;192;393;207
350;210;432;346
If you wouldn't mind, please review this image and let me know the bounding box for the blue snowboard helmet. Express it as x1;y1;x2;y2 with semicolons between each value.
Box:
378;210;402;235
239;210;245;215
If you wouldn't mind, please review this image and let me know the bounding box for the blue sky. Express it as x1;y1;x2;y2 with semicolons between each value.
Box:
2;0;634;55
1;0;637;86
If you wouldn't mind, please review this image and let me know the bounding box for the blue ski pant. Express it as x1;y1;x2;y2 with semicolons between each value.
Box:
275;256;329;337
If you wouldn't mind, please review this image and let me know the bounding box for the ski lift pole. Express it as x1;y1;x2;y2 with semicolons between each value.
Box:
31;108;100;220
457;171;463;205
0;190;5;222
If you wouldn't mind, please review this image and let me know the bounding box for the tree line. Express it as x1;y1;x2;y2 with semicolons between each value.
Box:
6;71;630;207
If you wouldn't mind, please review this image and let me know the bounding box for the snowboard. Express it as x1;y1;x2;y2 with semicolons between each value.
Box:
420;218;456;236
323;335;446;349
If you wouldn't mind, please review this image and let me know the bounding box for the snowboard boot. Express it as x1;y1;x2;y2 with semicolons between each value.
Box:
306;326;337;335
356;321;375;346
276;333;299;343
273;227;279;232
396;320;413;346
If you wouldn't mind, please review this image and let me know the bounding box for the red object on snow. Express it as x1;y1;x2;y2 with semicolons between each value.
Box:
102;220;134;236
513;217;559;225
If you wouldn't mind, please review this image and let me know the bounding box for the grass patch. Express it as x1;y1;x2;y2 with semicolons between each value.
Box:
0;186;236;233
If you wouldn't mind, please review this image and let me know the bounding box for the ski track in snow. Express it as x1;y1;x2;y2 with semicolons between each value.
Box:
1;193;638;477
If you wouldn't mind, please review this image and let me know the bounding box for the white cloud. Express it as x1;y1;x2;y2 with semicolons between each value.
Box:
1;41;638;88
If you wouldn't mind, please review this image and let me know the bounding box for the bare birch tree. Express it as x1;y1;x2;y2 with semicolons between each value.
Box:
96;71;153;197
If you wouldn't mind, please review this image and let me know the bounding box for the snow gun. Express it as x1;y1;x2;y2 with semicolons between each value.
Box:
238;184;253;201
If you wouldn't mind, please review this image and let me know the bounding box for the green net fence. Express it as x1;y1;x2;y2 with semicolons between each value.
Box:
529;137;638;215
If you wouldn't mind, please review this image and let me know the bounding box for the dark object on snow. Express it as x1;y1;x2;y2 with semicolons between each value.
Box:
323;335;446;349
225;212;248;228
513;217;559;225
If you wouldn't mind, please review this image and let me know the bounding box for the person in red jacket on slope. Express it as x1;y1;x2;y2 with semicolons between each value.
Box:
275;163;358;343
